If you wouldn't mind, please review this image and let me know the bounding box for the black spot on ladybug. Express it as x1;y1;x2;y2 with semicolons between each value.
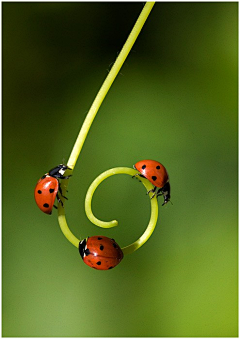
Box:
156;165;160;169
37;190;42;194
108;267;113;269
96;261;101;266
49;188;54;193
85;248;91;256
97;237;102;240
100;245;104;251
43;203;49;208
113;243;117;248
152;176;157;181
142;164;146;169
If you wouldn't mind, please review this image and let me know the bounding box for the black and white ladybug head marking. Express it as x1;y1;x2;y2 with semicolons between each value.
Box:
48;164;72;179
79;238;90;258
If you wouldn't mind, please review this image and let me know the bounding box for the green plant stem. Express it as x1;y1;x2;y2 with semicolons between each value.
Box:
58;209;80;248
67;2;155;170
58;2;155;248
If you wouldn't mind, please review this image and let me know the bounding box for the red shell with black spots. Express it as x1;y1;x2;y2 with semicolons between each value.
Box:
34;176;59;214
79;236;124;270
134;159;169;188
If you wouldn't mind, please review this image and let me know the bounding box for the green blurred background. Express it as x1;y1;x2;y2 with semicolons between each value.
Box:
2;2;238;337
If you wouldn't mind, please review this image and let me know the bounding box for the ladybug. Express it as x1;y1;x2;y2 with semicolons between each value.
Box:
34;164;72;214
79;236;124;270
134;159;171;205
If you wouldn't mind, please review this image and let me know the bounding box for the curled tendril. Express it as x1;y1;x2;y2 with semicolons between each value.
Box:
85;167;159;255
57;3;156;254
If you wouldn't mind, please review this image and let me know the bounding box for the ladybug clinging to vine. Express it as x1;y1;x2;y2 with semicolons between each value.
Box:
134;159;171;205
34;164;72;214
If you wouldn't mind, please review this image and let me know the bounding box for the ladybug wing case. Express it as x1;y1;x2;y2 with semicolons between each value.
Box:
34;176;59;214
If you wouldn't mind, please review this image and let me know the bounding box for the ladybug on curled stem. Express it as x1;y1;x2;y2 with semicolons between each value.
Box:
133;159;171;206
79;236;124;270
34;164;72;214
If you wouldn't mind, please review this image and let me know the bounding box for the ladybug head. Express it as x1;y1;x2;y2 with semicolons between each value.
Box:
161;182;171;206
79;238;87;259
48;164;72;179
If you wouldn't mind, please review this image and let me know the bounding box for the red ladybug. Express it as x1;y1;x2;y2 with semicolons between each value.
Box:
134;159;171;205
34;164;72;214
79;236;124;270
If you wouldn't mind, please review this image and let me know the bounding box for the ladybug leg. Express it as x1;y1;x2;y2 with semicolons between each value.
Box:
151;188;163;200
132;173;145;178
56;192;64;206
150;187;164;200
132;173;146;182
156;188;163;197
60;175;72;180
58;183;68;200
147;186;157;195
53;205;58;209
